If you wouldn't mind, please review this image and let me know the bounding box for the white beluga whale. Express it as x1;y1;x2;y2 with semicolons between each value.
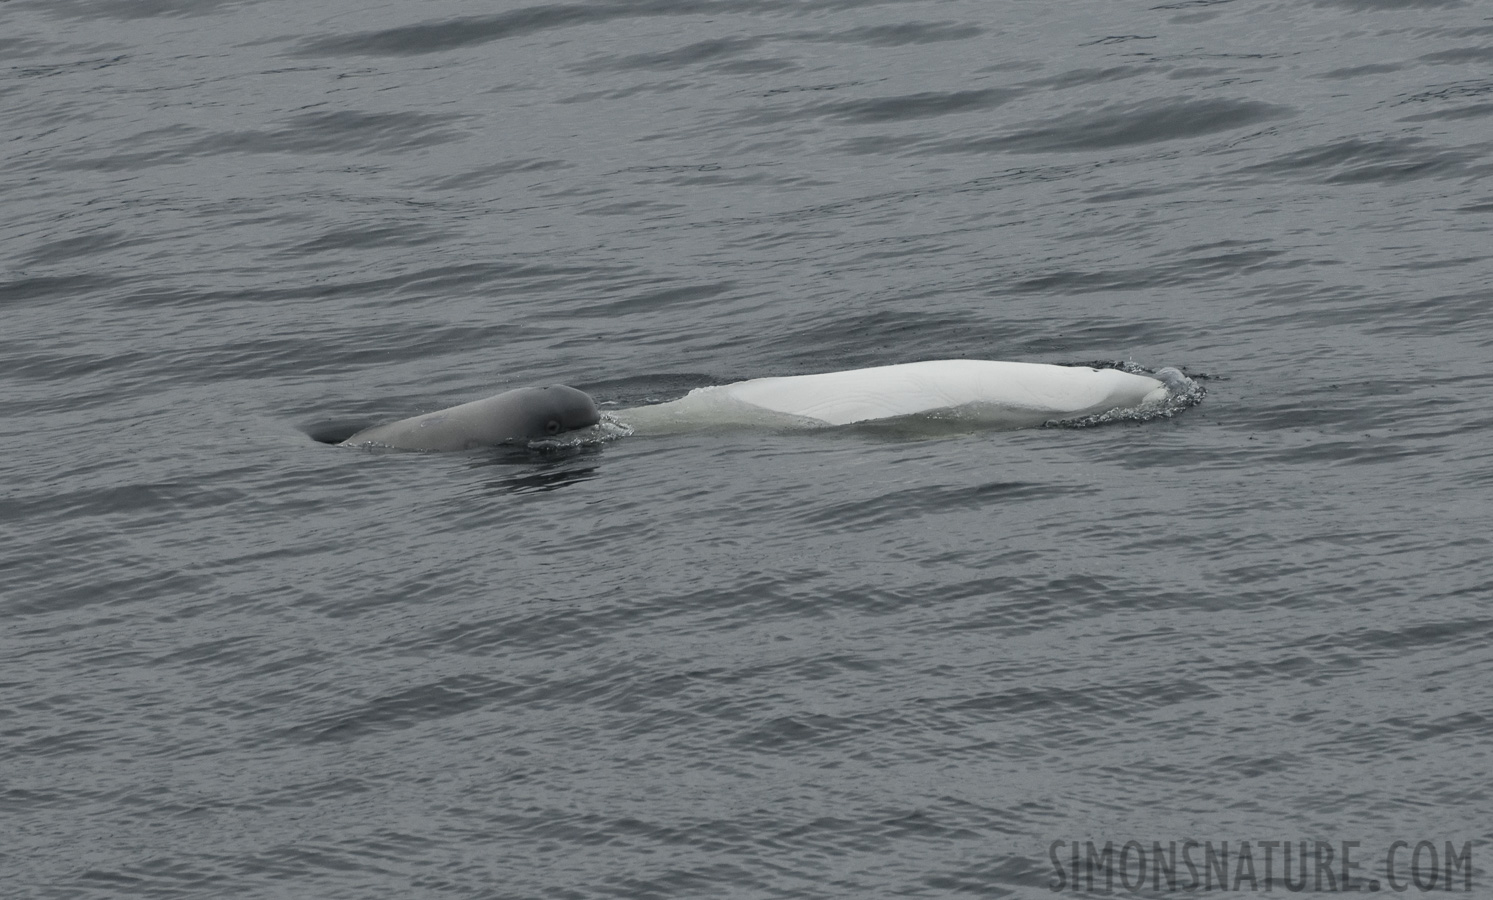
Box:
339;384;600;451
334;362;1196;451
616;360;1194;433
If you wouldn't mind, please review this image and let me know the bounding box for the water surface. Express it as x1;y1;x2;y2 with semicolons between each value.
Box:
3;0;1491;896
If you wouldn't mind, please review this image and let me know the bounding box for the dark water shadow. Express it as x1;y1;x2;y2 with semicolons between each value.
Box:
582;372;718;407
301;417;604;493
302;419;370;445
472;446;603;495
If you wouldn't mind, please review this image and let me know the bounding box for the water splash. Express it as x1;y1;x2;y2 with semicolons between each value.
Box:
1046;361;1206;429
526;414;633;450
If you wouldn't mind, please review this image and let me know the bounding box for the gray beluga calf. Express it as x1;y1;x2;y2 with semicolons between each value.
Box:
340;385;600;451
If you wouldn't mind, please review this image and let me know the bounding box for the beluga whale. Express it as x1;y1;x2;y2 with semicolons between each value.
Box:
333;361;1197;451
615;360;1195;434
338;384;600;451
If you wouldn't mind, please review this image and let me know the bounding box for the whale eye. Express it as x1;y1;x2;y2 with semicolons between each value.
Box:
545;419;562;435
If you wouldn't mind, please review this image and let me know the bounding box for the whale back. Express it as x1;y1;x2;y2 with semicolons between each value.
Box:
341;384;600;451
722;360;1165;425
622;360;1171;431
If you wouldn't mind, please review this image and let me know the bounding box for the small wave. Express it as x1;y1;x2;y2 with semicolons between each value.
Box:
527;414;633;451
1047;362;1205;428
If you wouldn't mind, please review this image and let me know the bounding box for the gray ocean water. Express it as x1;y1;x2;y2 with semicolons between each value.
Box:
4;0;1492;896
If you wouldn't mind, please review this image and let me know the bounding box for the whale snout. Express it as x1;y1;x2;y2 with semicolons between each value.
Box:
1152;367;1191;393
534;384;601;437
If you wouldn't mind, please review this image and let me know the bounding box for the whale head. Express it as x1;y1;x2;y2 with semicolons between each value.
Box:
338;383;601;451
507;384;602;440
1151;367;1191;394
